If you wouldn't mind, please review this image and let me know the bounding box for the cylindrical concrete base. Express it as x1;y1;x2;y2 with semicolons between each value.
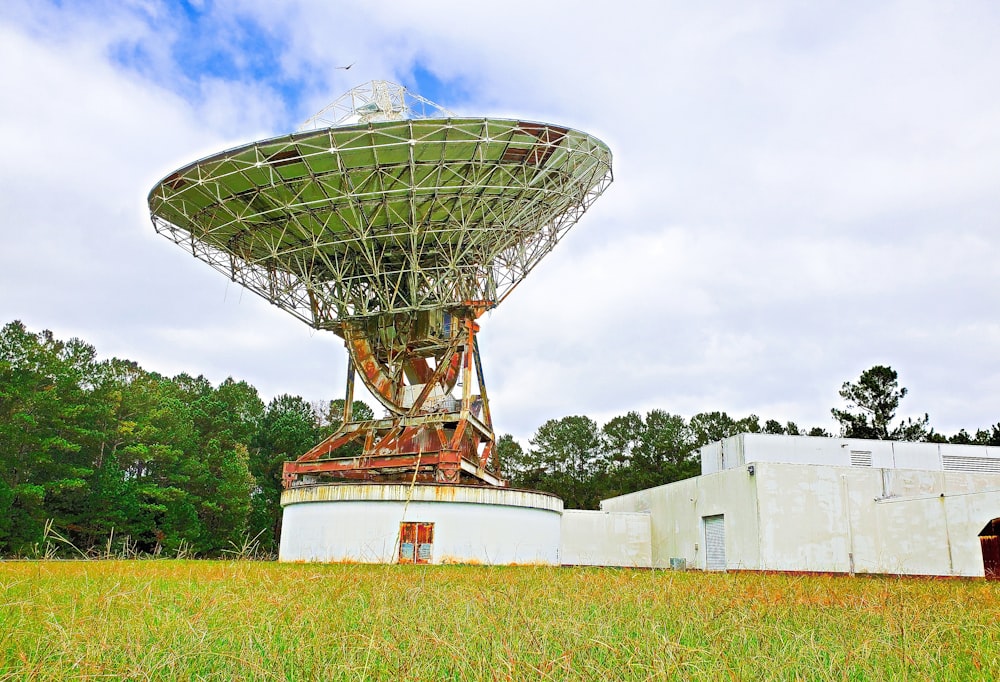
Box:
278;483;564;565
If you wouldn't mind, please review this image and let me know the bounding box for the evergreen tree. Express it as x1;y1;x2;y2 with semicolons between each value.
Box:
832;365;929;440
249;395;319;552
520;416;605;509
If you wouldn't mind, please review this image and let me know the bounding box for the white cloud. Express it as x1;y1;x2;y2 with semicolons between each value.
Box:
2;0;999;448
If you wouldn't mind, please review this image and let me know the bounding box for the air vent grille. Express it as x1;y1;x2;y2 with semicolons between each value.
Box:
850;450;873;467
942;455;1000;474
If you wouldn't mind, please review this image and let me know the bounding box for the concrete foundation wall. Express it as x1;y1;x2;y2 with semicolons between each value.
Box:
560;510;652;567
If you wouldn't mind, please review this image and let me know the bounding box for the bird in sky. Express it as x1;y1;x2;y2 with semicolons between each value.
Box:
336;62;355;70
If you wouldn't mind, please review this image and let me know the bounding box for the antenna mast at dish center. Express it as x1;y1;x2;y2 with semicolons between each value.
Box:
149;80;612;488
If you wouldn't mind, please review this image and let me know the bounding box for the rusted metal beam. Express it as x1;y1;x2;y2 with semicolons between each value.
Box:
282;309;503;488
472;336;493;430
343;360;355;424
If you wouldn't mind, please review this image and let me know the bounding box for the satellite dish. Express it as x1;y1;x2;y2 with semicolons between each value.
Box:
148;80;612;487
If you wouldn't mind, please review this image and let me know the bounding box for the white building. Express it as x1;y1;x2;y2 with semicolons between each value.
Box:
279;482;654;567
601;434;1000;577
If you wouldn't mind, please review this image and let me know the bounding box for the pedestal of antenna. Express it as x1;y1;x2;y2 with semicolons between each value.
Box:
282;307;503;488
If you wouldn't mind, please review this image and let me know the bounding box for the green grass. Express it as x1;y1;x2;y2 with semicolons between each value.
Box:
1;561;998;680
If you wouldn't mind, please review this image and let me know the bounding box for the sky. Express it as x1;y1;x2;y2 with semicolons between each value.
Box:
2;0;999;445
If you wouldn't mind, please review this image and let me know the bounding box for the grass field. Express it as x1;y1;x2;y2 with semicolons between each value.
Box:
1;561;998;680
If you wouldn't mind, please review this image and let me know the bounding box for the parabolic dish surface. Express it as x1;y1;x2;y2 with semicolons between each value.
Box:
149;117;612;329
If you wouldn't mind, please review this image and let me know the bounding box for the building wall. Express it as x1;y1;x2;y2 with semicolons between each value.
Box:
603;461;1000;576
601;469;761;570
753;462;854;573
560;510;652;567
754;463;1000;576
699;434;1000;475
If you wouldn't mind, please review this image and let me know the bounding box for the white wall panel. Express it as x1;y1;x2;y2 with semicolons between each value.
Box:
560;510;651;567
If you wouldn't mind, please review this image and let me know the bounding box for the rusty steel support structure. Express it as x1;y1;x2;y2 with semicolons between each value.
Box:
282;306;503;488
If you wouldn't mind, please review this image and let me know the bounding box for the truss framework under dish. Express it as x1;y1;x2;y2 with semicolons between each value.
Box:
282;307;502;487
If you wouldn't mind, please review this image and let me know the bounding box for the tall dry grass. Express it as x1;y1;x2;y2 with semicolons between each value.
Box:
1;561;997;680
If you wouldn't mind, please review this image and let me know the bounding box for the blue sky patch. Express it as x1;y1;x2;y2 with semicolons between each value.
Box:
107;0;305;117
405;62;472;111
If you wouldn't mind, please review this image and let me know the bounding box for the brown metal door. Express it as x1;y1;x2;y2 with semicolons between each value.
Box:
981;519;1000;579
399;522;434;564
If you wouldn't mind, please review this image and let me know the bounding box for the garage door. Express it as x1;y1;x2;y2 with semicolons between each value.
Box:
704;515;726;571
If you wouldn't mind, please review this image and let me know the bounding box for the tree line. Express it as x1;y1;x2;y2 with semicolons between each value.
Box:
2;320;997;556
0;320;371;557
500;365;1000;508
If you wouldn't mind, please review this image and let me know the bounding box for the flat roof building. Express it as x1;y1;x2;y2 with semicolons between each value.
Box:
601;434;1000;577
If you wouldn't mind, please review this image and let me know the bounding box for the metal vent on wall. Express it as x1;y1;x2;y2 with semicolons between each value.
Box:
942;455;1000;474
850;450;873;467
704;515;726;571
